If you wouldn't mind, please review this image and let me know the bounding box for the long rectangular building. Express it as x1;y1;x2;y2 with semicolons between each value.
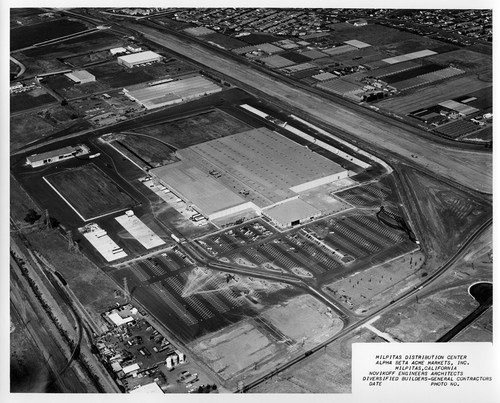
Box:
117;50;162;68
150;128;350;224
123;76;222;109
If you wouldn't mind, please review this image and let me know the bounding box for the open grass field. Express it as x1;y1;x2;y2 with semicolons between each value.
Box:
329;22;420;46
11;18;89;50
117;135;179;167
24;230;126;327
44;163;138;220
63;49;115;68
426;49;492;75
10;88;57;113
379;37;458;56
204;32;248;50
10;105;82;151
375;76;492;115
133;108;252;149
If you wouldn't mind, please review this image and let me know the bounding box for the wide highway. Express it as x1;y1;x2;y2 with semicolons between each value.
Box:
128;22;491;194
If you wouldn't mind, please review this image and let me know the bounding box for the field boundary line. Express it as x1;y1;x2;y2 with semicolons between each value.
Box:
43;176;87;221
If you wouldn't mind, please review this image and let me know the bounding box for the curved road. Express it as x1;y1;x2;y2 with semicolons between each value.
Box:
130;23;491;194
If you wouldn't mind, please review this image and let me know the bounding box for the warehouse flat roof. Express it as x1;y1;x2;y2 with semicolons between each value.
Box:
263;198;320;226
382;49;437;65
124;76;221;109
129;382;164;394
65;69;94;82
150;161;247;216
189;128;345;206
115;213;165;249
344;39;371;49
118;50;161;64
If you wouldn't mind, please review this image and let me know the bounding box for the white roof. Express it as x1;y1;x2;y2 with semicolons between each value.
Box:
344;39;371;48
65;70;95;82
118;50;161;63
129;382;163;394
107;312;134;326
122;363;140;374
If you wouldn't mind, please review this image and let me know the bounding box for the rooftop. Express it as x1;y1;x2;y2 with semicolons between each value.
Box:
263;198;320;226
118;50;162;63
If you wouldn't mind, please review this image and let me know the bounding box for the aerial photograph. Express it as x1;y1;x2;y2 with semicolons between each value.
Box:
8;5;493;398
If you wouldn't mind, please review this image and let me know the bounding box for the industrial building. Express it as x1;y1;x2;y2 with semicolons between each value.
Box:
117;50;162;68
123;76;222;110
150;128;351;226
26;144;90;167
64;70;95;84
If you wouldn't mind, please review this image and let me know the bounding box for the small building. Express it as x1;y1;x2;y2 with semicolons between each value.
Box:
126;45;143;53
347;18;368;27
26;144;90;167
122;363;140;376
110;47;127;55
129;382;164;394
262;198;321;228
117;50;162;68
65;70;96;84
10;82;23;93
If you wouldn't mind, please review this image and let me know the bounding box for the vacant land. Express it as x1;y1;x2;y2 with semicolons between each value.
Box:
44;163;138;220
426;49;492;75
262;294;343;349
133;109;252;148
10;87;57;113
330;23;419;46
10;18;89;50
118;135;179;167
24;230;126;327
379;37;457;56
251;328;381;393
375;76;492;115
10;104;82;151
189;292;342;390
323;249;424;314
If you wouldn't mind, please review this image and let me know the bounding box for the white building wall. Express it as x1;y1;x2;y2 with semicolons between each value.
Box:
208;202;260;220
290;171;351;193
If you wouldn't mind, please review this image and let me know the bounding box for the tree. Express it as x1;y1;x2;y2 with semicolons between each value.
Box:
24;209;41;224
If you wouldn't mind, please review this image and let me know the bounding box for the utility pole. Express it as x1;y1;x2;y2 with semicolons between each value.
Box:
45;209;52;230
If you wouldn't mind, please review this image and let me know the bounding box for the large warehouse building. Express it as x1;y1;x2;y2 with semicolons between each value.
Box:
117;50;162;68
123;76;222;109
150;128;353;227
64;70;95;84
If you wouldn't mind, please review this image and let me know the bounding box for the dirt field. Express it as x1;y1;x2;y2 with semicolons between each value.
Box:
400;167;491;260
10;113;54;151
379;37;457;56
375;76;492;115
376;224;491;343
133;108;252;148
24;230;126;327
323;249;423;314
262;294;343;349
10;18;89;50
10;87;57;113
251;328;382;393
118;135;179;167
44;163;138;220
330;22;419;46
189;293;342;389
426;49;492;75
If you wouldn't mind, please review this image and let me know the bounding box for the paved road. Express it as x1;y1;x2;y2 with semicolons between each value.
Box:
131;23;491;194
